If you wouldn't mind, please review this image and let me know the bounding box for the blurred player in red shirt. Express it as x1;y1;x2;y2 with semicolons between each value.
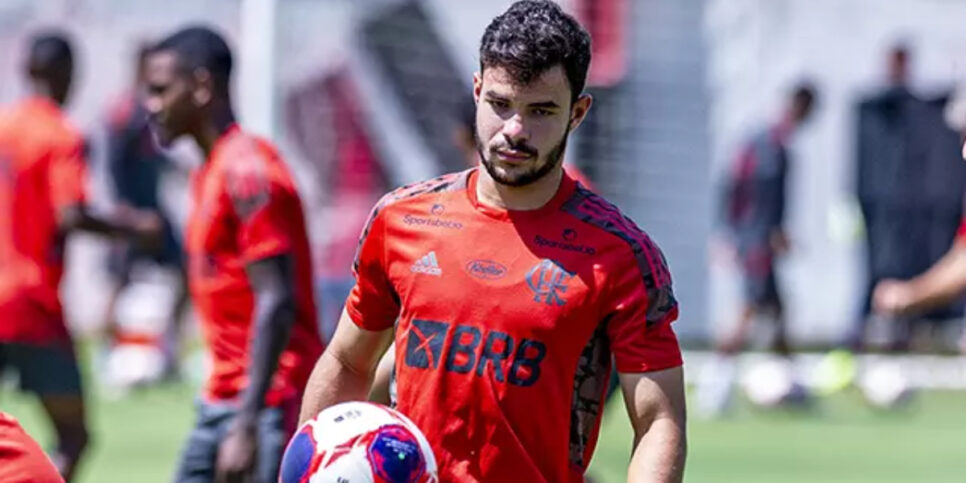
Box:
142;26;323;482
0;32;161;481
0;412;64;483
298;2;686;482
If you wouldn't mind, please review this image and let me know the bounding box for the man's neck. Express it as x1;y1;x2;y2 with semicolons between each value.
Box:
27;83;61;107
194;103;236;158
476;166;564;211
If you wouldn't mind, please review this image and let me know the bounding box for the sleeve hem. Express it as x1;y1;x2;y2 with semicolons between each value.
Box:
615;355;684;374
344;302;394;332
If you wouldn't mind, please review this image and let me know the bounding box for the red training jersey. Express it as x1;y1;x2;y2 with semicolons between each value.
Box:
347;168;681;482
186;125;323;406
0;411;64;483
0;97;87;344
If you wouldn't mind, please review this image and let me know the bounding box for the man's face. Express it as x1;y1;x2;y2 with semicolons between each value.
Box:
143;51;196;147
473;65;590;187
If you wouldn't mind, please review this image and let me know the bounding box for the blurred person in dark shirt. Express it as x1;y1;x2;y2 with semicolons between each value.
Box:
698;83;817;415
102;44;188;378
720;84;816;355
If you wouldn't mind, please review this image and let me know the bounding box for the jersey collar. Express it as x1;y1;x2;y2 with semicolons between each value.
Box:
466;167;577;221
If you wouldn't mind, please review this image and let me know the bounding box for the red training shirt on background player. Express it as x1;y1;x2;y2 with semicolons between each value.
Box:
0;97;86;345
186;124;324;408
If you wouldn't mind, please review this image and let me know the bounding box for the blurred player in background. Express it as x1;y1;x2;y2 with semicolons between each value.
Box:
0;411;64;483
102;43;188;379
143;26;323;482
300;2;686;481
0;31;162;481
699;83;817;415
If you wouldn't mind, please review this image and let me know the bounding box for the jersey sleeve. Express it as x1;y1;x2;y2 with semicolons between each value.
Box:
225;158;293;263
0;412;64;483
344;198;399;331
604;242;682;374
47;138;87;210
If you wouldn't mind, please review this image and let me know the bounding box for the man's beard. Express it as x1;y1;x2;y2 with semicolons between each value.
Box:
476;129;569;187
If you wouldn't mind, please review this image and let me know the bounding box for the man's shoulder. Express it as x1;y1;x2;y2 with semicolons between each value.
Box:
559;185;671;280
371;169;471;218
212;129;296;190
1;99;81;151
214;128;280;168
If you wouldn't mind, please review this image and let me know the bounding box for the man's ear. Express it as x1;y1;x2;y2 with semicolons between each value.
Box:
569;93;593;131
473;71;483;104
192;68;213;106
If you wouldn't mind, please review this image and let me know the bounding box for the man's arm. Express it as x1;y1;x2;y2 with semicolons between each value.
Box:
216;254;298;481
874;240;966;316
299;309;393;424
620;366;687;483
59;203;160;247
369;343;396;405
237;253;298;423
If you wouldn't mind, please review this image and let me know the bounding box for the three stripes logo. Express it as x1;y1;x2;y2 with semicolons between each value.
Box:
411;251;442;276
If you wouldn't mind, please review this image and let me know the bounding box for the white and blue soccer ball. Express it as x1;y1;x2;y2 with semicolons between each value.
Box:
280;402;438;483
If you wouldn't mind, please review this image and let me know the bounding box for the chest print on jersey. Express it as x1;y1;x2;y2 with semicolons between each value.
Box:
532;228;597;256
526;259;575;306
464;259;508;281
411;251;442;276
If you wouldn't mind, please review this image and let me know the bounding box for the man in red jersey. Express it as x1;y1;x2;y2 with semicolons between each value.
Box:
143;26;323;482
298;2;686;482
0;32;161;481
0;412;64;483
368;96;598;405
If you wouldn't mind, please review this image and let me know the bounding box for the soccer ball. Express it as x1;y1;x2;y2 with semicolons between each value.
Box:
859;361;916;409
279;402;438;483
740;357;811;408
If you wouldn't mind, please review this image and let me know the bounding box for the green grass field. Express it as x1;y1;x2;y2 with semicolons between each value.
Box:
4;375;966;482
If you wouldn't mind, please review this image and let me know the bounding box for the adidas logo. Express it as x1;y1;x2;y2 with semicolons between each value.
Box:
411;251;442;276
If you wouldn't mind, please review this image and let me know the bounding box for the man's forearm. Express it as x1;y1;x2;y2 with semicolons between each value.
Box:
299;350;373;424
60;204;152;240
236;289;295;421
628;417;687;483
907;243;966;313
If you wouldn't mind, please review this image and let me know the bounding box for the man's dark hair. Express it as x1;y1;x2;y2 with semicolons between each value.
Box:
479;0;591;103
27;30;73;80
154;25;232;93
792;81;817;108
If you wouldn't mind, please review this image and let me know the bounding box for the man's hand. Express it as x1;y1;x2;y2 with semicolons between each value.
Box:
872;279;916;316
769;228;790;256
126;208;163;252
215;417;257;483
